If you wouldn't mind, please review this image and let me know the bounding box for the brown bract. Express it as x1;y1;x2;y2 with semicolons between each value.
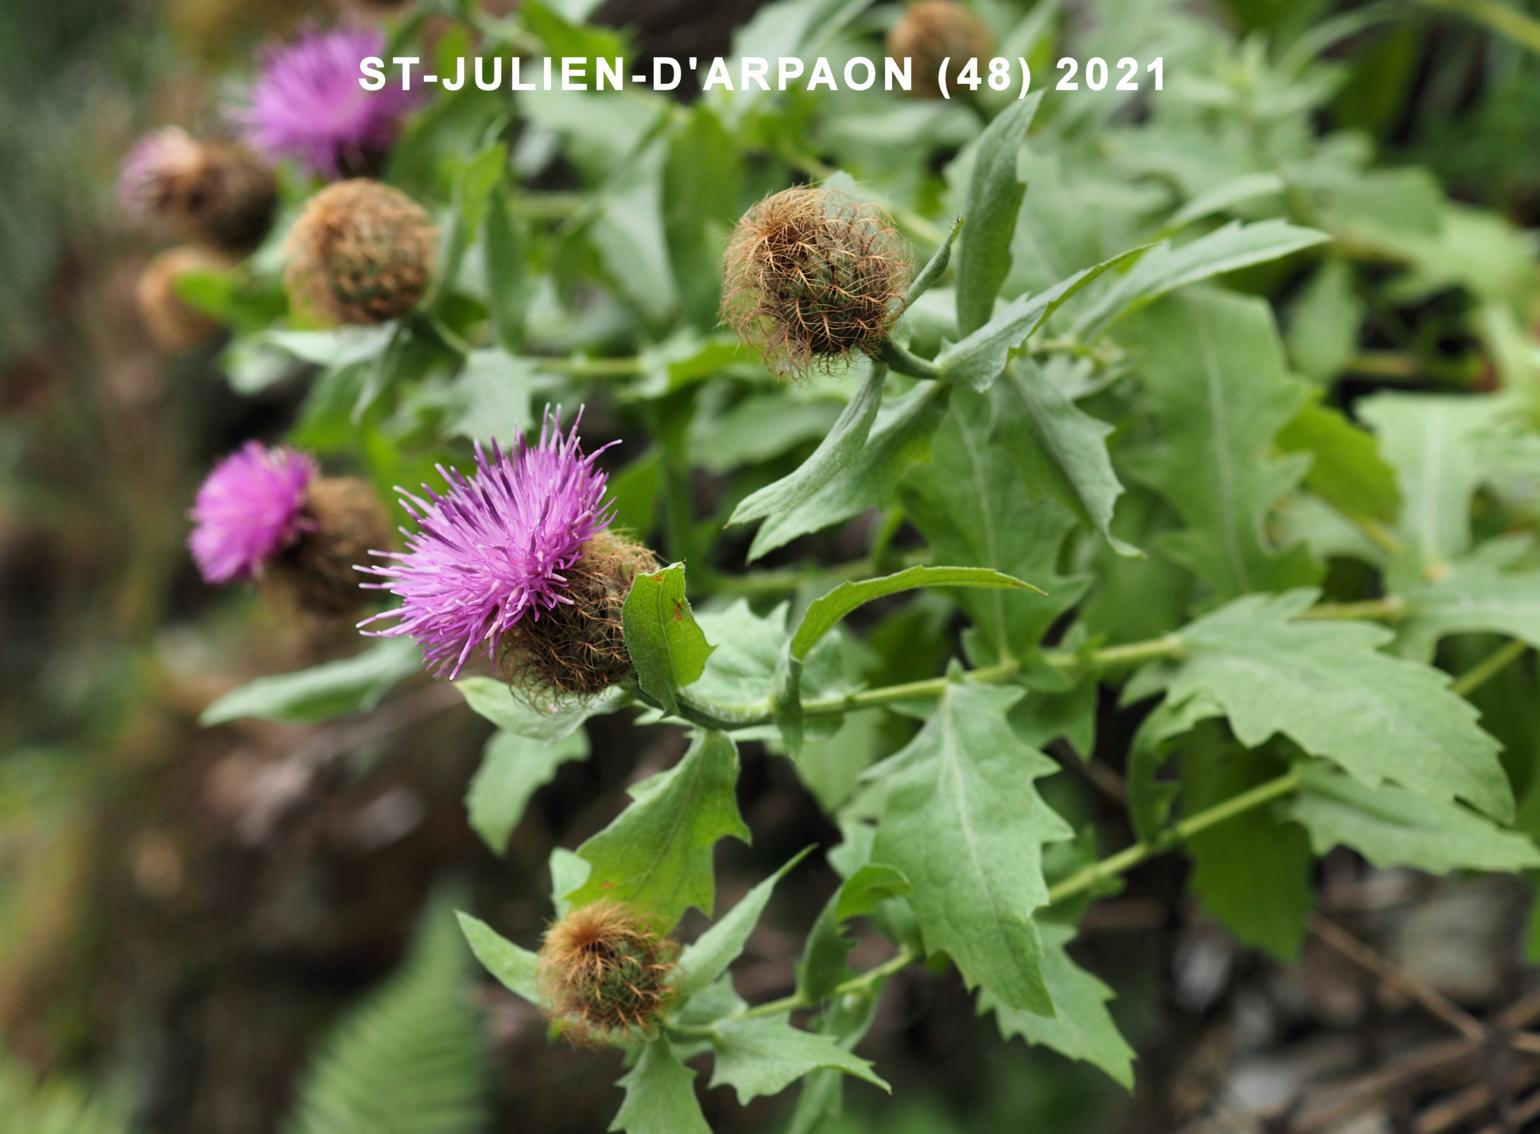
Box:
284;179;437;326
722;186;911;380
498;532;659;700
135;246;233;351
261;477;392;626
536;901;678;1046
887;0;995;99
135;137;278;251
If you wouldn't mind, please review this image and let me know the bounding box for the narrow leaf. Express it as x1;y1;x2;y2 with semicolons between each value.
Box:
456;912;539;1003
707;1017;889;1103
956;92;1043;334
675;848;813;999
622;564;715;716
201;639;420;726
466;728;588;854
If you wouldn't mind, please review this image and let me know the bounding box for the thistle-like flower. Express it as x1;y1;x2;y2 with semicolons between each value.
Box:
360;408;656;690
241;27;417;179
722;186;911;379
189;443;318;584
118;127;277;251
887;0;995;100
536;901;678;1046
283;179;437;325
136;246;232;352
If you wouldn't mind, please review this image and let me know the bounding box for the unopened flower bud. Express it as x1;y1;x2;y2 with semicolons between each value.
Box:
136;246;232;352
887;0;995;100
536;901;678;1046
119;127;278;251
284;179;437;326
723;186;911;379
263;477;393;621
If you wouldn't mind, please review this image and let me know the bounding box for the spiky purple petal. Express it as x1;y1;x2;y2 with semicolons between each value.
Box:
359;408;617;678
239;27;417;179
189;443;317;584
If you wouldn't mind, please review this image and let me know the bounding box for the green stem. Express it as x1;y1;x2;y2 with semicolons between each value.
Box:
1422;0;1540;54
1451;638;1530;698
532;355;647;378
875;338;941;381
732;946;922;1023
1299;597;1406;622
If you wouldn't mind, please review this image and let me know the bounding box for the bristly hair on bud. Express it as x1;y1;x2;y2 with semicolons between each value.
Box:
136;246;233;352
284;179;437;326
118;127;278;251
358;407;623;681
536;901;678;1046
189;443;318;584
722;186;912;380
886;0;996;100
240;27;418;180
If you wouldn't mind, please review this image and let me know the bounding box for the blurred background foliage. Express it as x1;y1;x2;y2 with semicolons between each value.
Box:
4;0;1540;1131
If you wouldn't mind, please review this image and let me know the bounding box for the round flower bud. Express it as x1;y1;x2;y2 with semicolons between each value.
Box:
119;127;278;251
360;408;640;690
498;531;659;699
887;0;995;100
284;179;437;325
263;477;394;621
722;186;911;379
136;246;232;352
536;901;678;1046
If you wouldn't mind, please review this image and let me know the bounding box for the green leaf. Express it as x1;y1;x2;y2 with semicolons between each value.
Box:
791;566;1039;661
1148;589;1512;819
566;730;750;928
1072;220;1329;338
200;639;420;726
1276;397;1400;525
610;1041;710;1134
444;349;534;443
622;563;716;716
995;359;1137;555
455;913;538;1004
937;245;1149;391
288;893;491;1134
1286;764;1540;873
796;864;911;1003
728;365;886;527
905;217;963;308
675;848;812;1000
1358;392;1509;576
483;186;531;353
982;920;1135;1088
456;675;622;743
956;92;1043;335
1398;548;1540;661
707;1017;889;1103
749;382;948;561
1125;290;1318;600
465;728;588;854
870;680;1072;1012
1286;256;1361;382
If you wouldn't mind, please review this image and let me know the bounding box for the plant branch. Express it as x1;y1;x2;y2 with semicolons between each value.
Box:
1450;638;1530;698
874;338;941;381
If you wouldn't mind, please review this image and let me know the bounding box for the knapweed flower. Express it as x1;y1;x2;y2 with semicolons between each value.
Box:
242;27;416;179
118;127;277;251
887;0;995;100
284;179;437;325
723;186;911;379
360;409;656;693
536;901;678;1047
189;443;317;584
136;246;232;352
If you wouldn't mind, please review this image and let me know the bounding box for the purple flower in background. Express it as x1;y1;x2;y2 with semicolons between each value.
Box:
359;409;617;678
189;443;317;584
241;27;416;179
117;126;201;214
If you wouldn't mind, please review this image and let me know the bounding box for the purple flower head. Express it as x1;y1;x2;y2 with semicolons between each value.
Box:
189;443;318;584
118;126;201;215
359;408;618;679
240;27;417;179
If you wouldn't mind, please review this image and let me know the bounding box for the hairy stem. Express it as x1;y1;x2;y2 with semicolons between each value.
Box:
874;338;942;381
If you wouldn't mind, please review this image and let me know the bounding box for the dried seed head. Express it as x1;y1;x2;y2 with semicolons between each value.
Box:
284;179;436;325
536;901;678;1046
136;246;233;352
887;0;995;100
722;186;911;379
119;128;278;251
262;477;393;622
498;532;660;700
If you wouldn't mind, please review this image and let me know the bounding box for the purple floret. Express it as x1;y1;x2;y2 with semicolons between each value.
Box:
240;27;417;179
359;408;618;679
117;126;200;214
189;443;317;584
